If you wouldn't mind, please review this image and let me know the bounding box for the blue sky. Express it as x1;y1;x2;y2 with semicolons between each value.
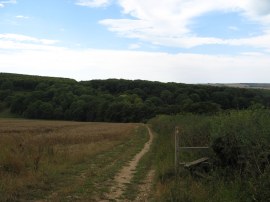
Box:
0;0;270;83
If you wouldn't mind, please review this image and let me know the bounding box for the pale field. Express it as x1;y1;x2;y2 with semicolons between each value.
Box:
0;119;139;201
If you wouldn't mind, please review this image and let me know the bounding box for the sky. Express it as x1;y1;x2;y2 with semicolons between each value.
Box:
0;0;270;83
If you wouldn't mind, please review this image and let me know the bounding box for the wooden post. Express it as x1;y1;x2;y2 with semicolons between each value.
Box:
175;126;179;174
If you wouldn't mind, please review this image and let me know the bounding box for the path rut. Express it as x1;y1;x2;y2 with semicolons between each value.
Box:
106;126;154;201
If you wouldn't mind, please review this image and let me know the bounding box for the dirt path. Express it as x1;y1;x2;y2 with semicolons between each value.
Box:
106;126;154;201
134;169;155;201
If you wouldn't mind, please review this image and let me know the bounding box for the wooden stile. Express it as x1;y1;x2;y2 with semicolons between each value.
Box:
175;126;210;173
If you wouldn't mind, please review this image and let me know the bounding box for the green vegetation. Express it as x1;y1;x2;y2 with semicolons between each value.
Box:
1;72;270;201
149;109;270;201
1;72;270;122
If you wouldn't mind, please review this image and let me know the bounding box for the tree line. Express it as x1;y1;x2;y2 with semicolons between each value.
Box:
0;73;270;122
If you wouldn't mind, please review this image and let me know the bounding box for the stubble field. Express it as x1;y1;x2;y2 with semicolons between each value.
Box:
0;119;150;201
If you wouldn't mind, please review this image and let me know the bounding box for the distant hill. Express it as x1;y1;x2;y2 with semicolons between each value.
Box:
206;83;270;90
241;83;270;89
1;72;270;122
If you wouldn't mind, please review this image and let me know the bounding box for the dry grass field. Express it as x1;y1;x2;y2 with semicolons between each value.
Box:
0;119;146;201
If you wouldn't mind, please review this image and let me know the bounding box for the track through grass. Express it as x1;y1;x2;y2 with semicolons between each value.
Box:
0;119;148;201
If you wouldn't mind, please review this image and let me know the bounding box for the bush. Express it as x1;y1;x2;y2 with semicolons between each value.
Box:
212;134;242;168
211;110;270;177
252;168;270;201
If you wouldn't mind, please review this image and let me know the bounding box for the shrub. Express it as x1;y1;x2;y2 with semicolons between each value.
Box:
211;110;270;177
212;134;242;168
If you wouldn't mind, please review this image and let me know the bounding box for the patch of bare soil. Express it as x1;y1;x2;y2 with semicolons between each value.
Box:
134;169;155;202
105;126;154;201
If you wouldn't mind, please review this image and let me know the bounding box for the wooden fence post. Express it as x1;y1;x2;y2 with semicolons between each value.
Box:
175;126;179;174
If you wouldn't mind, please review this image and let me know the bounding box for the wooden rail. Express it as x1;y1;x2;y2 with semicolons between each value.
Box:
179;147;209;149
175;126;210;173
184;157;209;168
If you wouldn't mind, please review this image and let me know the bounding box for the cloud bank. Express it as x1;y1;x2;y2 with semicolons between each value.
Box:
0;34;269;83
98;0;270;49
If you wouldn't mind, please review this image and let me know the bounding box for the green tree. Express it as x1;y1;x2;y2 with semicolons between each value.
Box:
69;100;86;121
10;95;27;114
24;101;42;118
160;90;173;104
1;80;13;90
54;106;64;119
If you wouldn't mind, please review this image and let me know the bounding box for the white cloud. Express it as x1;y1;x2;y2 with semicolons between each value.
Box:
0;33;58;45
15;15;30;19
98;0;270;49
0;34;270;83
128;43;141;49
224;30;270;49
0;34;62;53
0;0;16;8
0;40;65;51
245;0;270;17
240;52;264;56
75;0;111;7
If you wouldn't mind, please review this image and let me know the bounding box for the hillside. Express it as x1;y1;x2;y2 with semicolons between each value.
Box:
1;72;270;122
207;83;270;90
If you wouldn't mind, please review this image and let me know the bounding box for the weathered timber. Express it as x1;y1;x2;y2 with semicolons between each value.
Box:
179;147;209;150
184;157;209;168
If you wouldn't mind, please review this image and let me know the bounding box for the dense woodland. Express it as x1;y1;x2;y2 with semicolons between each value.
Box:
1;73;270;122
